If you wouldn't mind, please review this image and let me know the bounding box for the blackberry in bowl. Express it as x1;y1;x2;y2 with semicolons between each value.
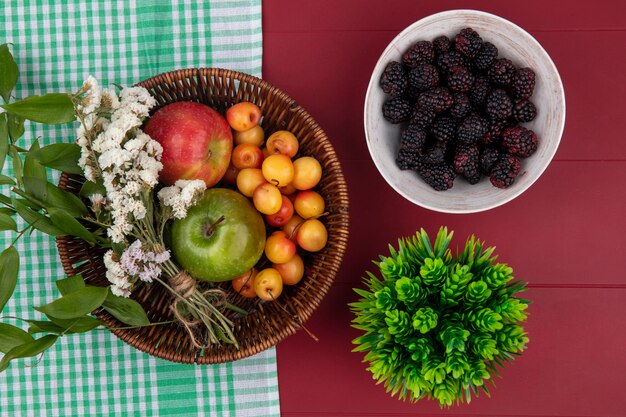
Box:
364;9;565;213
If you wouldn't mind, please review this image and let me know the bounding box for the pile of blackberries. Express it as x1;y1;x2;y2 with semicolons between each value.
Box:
380;28;538;190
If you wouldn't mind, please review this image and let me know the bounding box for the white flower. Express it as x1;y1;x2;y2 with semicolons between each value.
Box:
120;86;156;111
104;250;135;298
88;193;106;213
78;75;102;115
111;285;131;298
158;179;207;219
99;148;133;170
101;88;120;109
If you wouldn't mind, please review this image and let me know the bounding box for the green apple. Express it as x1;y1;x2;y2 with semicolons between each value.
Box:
171;188;266;282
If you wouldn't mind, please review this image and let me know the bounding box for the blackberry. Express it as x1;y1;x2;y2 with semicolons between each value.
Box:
454;28;483;59
511;68;536;100
379;61;408;97
480;147;501;174
408;64;439;94
453;144;480;177
430;116;458;143
468;76;489;107
435;50;465;74
488;58;516;86
410;107;436;130
396;127;427;170
418;87;453;113
421;141;448;165
481;119;507;145
485;89;513;120
433;35;452;54
401;124;427;149
502;126;538;157
513;100;537;123
474;42;498;72
382;97;411;124
457;114;488;145
402;41;435;69
450;92;472;119
417;162;456;191
447;66;475;93
490;155;521;189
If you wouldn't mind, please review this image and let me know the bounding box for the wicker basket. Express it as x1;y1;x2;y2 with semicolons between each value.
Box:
56;68;349;364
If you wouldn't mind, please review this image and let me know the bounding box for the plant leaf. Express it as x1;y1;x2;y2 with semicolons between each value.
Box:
47;315;104;333
8;145;22;187
0;334;58;372
0;207;15;216
0;113;7;172
79;179;106;198
23;139;48;204
0;323;33;353
0;93;75;124
0;212;17;231
27;143;81;174
12;197;64;235
47;207;95;243
102;290;150;327
0;246;19;312
45;183;87;217
24;140;47;179
34;285;107;320
26;320;66;334
0;175;15;185
56;274;85;296
0;44;18;103
7;113;25;140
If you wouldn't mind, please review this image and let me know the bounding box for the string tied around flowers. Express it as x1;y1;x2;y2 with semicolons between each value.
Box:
167;271;237;350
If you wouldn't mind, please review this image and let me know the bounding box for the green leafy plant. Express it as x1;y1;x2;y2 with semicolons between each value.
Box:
0;44;165;372
350;227;529;407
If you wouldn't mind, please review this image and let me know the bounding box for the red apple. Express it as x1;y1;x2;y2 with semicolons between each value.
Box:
144;102;233;187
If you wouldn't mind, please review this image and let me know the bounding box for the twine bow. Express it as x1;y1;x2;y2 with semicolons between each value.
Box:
167;271;236;350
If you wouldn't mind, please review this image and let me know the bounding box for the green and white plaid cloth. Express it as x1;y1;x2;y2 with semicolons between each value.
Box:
0;1;280;416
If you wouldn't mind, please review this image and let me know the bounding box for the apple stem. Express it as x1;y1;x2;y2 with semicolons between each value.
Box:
204;215;226;238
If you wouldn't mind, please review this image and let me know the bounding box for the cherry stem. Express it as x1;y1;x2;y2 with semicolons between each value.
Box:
204;215;226;238
269;292;319;342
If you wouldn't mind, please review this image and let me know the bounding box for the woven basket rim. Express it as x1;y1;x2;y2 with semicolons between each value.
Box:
56;67;350;364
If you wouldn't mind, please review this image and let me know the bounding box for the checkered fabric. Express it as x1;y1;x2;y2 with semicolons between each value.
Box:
0;1;280;416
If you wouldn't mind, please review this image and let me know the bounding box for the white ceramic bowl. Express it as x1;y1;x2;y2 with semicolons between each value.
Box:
364;10;565;213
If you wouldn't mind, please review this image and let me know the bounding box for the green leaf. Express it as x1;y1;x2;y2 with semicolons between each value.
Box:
12;197;64;235
0;93;75;124
0;113;7;172
102;290;150;327
28;143;81;174
45;183;87;217
8;145;22;187
34;285;107;320
0;246;19;312
24;140;47;179
26;320;65;334
0;323;33;353
0;44;18;103
0;212;17;231
0;207;15;216
0;334;58;372
79;179;106;198
47;315;104;333
0;174;15;185
56;274;85;296
47;207;95;243
7;113;25;140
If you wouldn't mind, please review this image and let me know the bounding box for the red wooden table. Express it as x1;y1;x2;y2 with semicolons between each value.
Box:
263;1;626;416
